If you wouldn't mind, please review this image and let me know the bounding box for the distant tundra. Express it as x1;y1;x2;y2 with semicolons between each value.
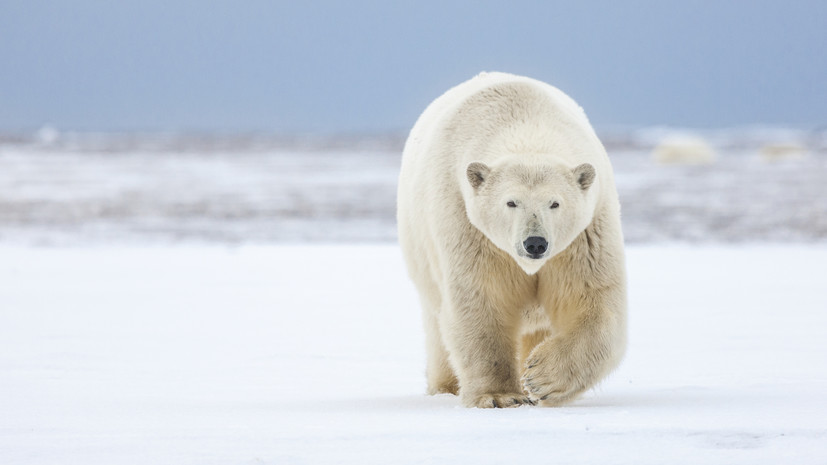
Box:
397;72;627;408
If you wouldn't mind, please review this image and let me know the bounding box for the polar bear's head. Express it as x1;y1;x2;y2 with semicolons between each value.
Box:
465;161;597;275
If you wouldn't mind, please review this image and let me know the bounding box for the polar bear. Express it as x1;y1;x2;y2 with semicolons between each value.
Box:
397;72;627;408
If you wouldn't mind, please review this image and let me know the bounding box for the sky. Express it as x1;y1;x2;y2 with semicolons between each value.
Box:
1;1;825;133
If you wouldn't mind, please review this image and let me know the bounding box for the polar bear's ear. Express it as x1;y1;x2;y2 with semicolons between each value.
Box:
467;162;491;189
573;163;595;190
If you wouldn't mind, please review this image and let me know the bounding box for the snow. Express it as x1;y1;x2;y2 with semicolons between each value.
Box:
2;141;826;244
2;244;826;464
2;134;826;461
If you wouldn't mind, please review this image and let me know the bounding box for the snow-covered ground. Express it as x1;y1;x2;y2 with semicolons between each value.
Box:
2;245;826;464
1;135;826;462
1;138;826;244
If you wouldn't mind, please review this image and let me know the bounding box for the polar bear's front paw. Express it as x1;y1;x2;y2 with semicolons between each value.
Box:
521;350;587;407
462;392;536;408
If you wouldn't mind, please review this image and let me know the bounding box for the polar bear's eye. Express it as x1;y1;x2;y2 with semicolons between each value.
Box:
550;201;560;209
507;201;517;208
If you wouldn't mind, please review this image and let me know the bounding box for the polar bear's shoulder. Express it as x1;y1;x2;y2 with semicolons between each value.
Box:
463;72;590;127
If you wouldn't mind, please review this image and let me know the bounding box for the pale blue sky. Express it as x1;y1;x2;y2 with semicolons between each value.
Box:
1;1;825;133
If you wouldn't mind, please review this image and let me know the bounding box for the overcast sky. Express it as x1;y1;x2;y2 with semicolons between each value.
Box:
1;1;825;133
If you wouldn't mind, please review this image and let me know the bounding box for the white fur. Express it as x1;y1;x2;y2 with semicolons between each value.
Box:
398;72;627;408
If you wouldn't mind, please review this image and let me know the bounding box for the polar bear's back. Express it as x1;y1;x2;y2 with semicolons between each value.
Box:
400;72;606;185
402;72;592;170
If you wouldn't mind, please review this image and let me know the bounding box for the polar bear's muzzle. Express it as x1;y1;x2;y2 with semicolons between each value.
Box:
522;236;548;259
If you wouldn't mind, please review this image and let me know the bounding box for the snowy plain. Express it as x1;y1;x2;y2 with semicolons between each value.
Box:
1;135;827;463
2;132;827;245
2;245;827;464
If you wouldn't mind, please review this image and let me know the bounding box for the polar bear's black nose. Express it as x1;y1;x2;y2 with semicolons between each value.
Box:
523;236;548;258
